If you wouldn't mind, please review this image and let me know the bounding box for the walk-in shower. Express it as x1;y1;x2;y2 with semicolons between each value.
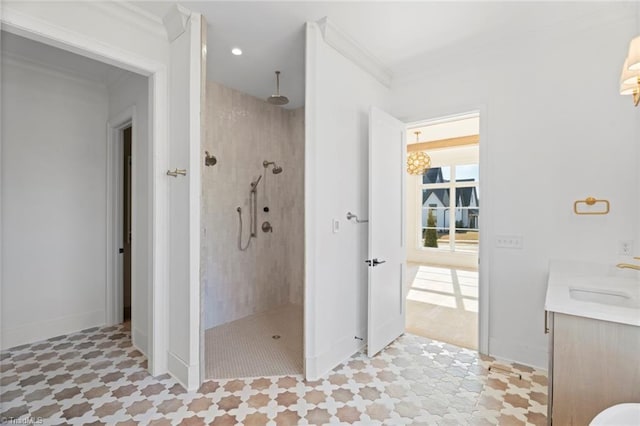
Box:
203;80;304;380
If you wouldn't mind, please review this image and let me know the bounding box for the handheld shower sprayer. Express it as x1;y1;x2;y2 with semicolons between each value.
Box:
250;175;262;192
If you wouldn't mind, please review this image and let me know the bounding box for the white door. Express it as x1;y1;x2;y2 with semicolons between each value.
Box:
166;13;202;388
367;106;406;357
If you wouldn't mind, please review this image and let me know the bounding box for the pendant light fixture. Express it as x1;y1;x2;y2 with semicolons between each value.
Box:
407;131;431;175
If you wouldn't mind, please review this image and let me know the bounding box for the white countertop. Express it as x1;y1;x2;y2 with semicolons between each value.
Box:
545;260;640;327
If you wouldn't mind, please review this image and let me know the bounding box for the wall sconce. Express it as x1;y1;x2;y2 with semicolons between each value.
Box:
620;36;640;106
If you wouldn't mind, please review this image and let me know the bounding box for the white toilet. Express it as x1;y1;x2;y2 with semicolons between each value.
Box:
590;403;640;425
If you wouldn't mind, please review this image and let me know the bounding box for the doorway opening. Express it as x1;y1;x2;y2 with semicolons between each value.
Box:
405;112;480;350
122;126;133;322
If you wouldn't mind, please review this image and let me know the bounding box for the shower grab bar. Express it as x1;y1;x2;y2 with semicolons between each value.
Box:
346;212;368;223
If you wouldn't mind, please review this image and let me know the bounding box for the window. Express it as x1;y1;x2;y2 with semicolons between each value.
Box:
421;164;479;253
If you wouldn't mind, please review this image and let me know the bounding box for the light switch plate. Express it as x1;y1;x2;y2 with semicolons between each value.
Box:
332;219;340;234
496;235;523;249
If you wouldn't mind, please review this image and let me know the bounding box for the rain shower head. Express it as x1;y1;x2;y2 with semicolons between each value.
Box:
263;160;283;174
267;71;289;106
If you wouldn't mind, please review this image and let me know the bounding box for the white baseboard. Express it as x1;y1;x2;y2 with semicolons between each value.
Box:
132;327;148;357
489;337;548;370
305;332;366;381
1;310;105;350
167;351;199;391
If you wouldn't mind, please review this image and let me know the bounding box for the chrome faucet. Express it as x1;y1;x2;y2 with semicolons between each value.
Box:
616;257;640;271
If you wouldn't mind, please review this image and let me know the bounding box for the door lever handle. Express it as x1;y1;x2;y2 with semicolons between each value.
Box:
365;258;386;267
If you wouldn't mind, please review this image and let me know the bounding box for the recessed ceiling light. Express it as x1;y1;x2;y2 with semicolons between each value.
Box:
231;47;242;56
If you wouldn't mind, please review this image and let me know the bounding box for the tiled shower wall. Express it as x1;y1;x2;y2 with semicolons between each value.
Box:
201;81;304;330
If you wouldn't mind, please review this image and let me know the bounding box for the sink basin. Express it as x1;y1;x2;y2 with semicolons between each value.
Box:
546;261;640;327
569;286;640;309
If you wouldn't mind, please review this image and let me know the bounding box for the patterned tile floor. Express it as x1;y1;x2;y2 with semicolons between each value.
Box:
0;323;547;425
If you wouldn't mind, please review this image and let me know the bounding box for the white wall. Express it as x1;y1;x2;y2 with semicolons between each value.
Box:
107;73;151;356
391;7;640;367
305;21;391;379
1;57;109;349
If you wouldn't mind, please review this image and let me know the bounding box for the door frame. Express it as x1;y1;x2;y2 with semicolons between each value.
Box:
404;106;490;355
1;12;171;376
106;108;135;327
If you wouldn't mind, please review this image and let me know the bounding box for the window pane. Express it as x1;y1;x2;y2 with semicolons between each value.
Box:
421;227;450;249
452;206;479;230
454;187;479;208
421;206;449;229
422;166;450;184
422;188;450;215
453;229;479;253
455;164;479;182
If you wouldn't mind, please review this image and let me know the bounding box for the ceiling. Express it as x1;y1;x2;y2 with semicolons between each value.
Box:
3;2;629;109
1;31;137;86
133;1;628;110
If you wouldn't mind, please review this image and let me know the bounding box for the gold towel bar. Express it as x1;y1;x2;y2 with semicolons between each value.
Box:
573;197;610;215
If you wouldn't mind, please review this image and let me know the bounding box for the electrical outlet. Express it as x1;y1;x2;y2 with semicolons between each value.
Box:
496;235;523;249
619;240;633;256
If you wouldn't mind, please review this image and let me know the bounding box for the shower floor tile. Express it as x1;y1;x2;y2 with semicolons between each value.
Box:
204;303;303;379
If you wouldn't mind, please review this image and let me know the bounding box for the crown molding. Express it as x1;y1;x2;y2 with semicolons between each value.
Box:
92;1;166;40
317;17;392;88
163;4;192;42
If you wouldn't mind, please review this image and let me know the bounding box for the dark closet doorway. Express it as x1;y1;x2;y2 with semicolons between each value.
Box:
123;126;132;322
